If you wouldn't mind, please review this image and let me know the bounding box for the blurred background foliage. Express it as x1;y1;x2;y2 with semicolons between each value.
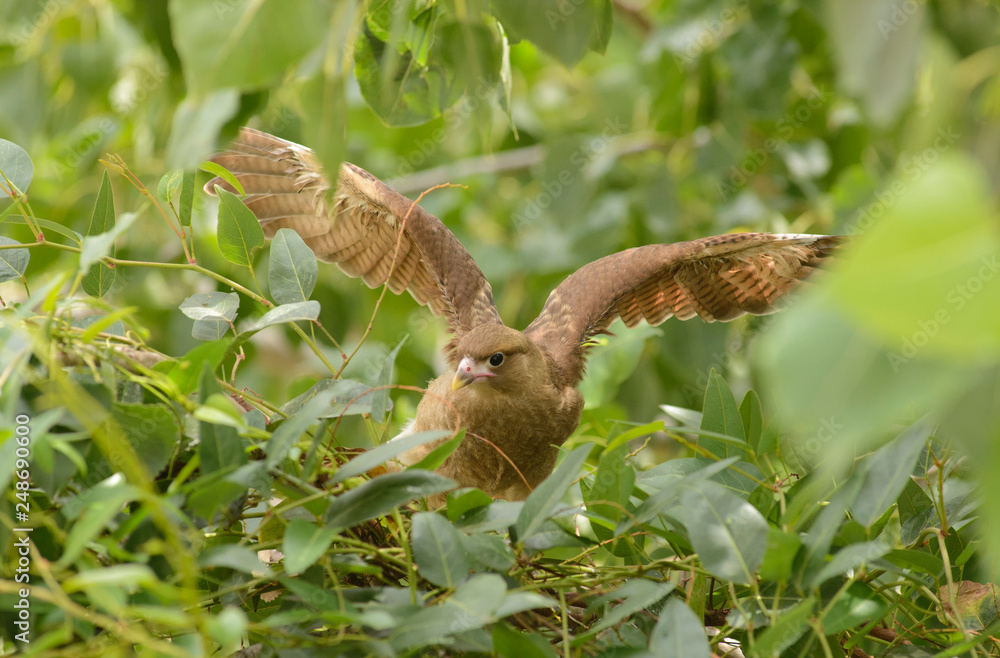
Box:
3;0;1000;654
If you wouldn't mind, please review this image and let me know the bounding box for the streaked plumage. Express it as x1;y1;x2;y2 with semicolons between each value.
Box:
207;128;842;500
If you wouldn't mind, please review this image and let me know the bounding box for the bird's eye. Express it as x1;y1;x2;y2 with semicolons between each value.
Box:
489;352;504;367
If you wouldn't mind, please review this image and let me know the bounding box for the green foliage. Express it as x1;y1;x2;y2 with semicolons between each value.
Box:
3;0;1000;656
81;172;116;297
214;188;266;268
267;229;318;305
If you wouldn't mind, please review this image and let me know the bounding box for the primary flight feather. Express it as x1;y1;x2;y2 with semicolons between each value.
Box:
207;127;841;500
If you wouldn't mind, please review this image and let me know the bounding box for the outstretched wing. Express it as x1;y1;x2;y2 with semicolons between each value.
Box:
523;233;843;387
205;128;502;361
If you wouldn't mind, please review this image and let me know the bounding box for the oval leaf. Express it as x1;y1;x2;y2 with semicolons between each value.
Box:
180;292;239;321
269;228;318;304
282;519;337;576
244;301;320;333
215;186;265;266
0;138;33;199
515;443;590;540
181;292;240;341
699;369;747;458
332;429;453;484
411;512;468;588
649;598;712;658
324;471;456;533
681;480;768;585
0;237;29;283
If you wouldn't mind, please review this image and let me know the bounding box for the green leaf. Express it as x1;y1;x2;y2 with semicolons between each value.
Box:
280;378;379;418
282;519;337;576
82;171;117;297
56;480;140;567
585;443;635;556
0;138;33;200
759;156;1000;455
649;597;711;658
3;215;83;245
433;20;503;94
157;169;182;204
160;338;232;395
324;470;456;532
898;479;936;546
331;429;452;484
809;539;891;587
408;430;465;473
495;591;557;618
299;15;349;192
390;573;506;651
446;487;494;522
169;0;329;95
215;187;265;267
243;301;320;333
198;361;247;475
799;477;865;580
411;512;468;588
205;607;248;656
180;292;240;340
830;156;1000;358
111;403;181;477
759;528;802;583
493;624;559;658
824;582;891;635
194;393;247;429
578;579;674;641
699;369;747;458
515;443;590;540
371;336;406;423
266;387;338;469
748;597;814;657
461;533;516;572
491;0;612;68
199;161;245;197
63;564;159;592
739;390;763;453
179;169;195;227
681;480;768;585
882;548;944;577
165;90;240;168
353;24;466;126
826;0;922;125
586;443;634;522
268;228;318;304
851;420;930;527
621;457;739;534
0;237;29;283
523;519;592;554
78;211;136;274
199;544;269;576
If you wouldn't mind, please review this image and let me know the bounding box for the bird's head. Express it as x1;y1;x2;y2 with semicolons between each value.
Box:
451;325;544;395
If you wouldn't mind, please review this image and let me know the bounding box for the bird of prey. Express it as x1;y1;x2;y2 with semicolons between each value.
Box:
206;128;841;501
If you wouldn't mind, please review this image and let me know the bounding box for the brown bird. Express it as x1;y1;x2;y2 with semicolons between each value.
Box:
206;128;841;500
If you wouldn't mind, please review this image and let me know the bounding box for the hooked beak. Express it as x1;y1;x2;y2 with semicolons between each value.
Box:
452;356;493;391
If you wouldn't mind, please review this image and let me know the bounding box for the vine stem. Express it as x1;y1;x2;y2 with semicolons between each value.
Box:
559;589;571;657
936;529;968;637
